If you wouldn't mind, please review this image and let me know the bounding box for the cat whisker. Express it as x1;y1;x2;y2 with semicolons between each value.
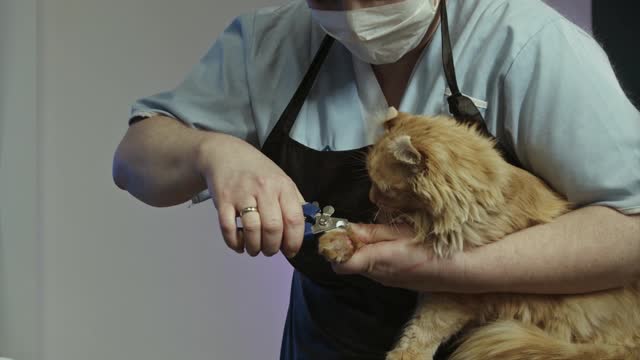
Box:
376;206;403;234
348;152;369;166
390;220;400;234
373;209;381;223
352;173;373;182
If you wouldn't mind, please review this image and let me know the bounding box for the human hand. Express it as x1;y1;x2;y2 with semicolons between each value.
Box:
331;223;467;292
196;134;306;258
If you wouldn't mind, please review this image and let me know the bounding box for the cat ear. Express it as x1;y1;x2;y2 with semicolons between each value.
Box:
383;107;400;131
389;135;422;165
385;107;399;121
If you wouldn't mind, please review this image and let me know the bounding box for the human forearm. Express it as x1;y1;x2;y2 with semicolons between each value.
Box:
112;116;218;207
461;206;640;294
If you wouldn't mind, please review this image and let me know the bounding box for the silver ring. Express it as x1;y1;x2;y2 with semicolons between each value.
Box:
240;206;259;217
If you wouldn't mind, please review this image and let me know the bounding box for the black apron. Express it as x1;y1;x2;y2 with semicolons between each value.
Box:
262;2;519;359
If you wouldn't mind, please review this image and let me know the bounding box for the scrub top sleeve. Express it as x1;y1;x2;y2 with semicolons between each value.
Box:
502;19;640;215
130;14;259;147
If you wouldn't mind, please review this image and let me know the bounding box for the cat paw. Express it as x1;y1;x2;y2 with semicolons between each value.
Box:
385;349;427;360
318;228;354;263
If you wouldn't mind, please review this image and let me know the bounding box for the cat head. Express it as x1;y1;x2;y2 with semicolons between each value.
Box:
367;110;509;223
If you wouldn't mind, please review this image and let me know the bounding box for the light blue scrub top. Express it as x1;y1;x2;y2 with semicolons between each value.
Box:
132;0;640;215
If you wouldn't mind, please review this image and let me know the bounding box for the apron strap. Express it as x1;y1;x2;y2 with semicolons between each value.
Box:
264;8;522;167
440;0;490;135
439;1;522;167
263;35;335;146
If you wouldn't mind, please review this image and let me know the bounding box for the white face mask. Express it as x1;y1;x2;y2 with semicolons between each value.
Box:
310;0;439;65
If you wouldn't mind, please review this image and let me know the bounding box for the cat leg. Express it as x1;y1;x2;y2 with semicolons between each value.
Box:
387;294;475;360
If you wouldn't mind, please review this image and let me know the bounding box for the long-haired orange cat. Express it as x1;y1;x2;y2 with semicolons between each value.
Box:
318;108;640;360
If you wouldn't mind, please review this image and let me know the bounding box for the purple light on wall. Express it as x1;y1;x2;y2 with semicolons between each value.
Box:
545;0;593;33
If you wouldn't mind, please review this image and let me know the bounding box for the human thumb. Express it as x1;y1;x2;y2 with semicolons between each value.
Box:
348;223;413;245
331;223;412;275
331;244;377;275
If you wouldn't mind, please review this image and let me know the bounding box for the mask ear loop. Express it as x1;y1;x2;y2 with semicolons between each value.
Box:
439;1;522;167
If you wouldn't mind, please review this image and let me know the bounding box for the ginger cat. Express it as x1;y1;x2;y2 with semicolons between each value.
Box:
318;109;640;360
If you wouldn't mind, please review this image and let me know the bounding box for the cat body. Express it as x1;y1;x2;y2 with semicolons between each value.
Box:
318;111;640;360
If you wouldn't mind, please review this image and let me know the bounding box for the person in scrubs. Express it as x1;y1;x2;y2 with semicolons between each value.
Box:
113;0;640;358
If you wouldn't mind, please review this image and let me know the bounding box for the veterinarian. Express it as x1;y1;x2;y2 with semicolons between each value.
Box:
113;0;640;358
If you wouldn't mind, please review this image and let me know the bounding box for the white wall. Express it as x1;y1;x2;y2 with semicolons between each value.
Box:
37;0;287;359
545;0;592;33
0;0;41;359
0;1;592;360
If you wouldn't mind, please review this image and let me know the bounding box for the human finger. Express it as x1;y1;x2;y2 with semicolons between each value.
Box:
295;187;306;204
238;202;261;257
348;223;414;245
280;187;305;258
218;202;244;254
331;241;384;275
256;193;283;257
